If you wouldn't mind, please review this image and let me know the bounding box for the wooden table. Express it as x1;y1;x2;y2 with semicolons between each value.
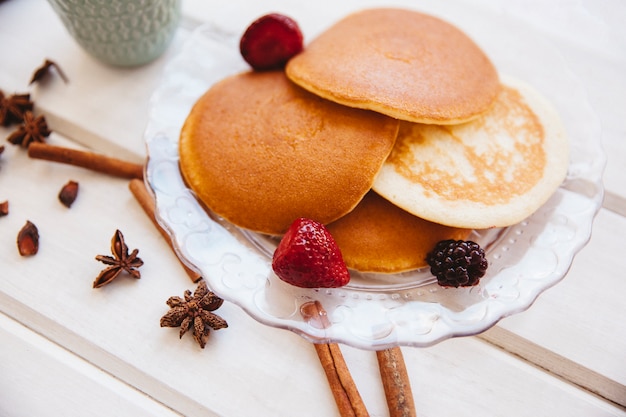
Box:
1;0;625;415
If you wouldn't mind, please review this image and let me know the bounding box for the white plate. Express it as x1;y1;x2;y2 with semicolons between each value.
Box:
144;8;604;349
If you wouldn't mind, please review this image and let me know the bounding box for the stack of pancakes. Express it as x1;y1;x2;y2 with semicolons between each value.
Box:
179;8;569;274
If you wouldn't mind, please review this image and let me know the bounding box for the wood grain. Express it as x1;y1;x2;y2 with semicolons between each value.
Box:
478;326;626;409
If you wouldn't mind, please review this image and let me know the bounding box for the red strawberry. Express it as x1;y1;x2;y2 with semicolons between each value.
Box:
239;13;304;71
272;218;350;288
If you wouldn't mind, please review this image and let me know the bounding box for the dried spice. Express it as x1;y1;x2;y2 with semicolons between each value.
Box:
17;220;39;256
160;280;228;348
58;180;79;208
30;59;69;85
0;91;33;126
7;111;51;148
129;179;202;282
0;200;8;216
93;229;143;288
28;142;144;180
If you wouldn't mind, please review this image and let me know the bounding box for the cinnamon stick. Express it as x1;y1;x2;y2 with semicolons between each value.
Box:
28;142;144;180
314;343;370;417
376;347;417;417
129;179;367;415
128;178;202;282
301;301;369;417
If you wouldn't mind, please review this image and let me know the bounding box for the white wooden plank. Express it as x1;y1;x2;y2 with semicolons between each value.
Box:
345;338;626;417
604;192;626;218
1;0;625;415
493;207;626;389
495;0;626;200
0;0;188;162
479;325;626;408
0;311;182;417
178;0;626;405
175;1;626;403
1;135;624;416
3;0;623;200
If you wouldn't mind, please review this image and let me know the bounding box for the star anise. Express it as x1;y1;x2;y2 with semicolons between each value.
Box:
0;91;33;126
93;229;143;288
160;280;228;348
7;111;51;148
30;59;69;85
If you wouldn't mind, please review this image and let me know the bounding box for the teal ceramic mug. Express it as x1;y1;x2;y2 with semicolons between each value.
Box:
46;0;181;67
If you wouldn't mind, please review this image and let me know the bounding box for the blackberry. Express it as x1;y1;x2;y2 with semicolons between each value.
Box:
426;240;488;288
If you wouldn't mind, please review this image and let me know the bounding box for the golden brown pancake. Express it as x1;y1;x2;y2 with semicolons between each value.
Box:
286;8;500;125
372;76;570;229
179;70;399;235
327;191;471;273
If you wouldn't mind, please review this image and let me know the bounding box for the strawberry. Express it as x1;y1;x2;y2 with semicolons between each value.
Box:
272;218;350;288
239;13;304;71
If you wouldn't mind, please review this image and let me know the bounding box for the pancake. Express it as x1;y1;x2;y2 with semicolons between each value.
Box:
179;70;399;235
372;76;570;229
285;8;500;125
327;191;471;273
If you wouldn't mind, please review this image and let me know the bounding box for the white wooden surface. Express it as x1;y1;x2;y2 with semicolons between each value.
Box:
1;0;625;416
